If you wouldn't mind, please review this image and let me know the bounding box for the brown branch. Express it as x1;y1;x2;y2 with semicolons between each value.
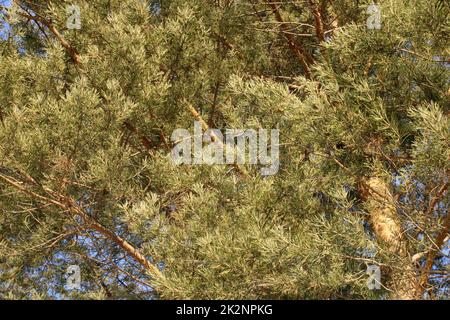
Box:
16;9;81;64
212;32;244;59
416;182;449;298
77;249;154;291
310;1;325;42
0;172;164;282
186;104;250;178
268;3;313;79
148;113;171;150
123;120;155;154
307;0;332;65
425;182;449;216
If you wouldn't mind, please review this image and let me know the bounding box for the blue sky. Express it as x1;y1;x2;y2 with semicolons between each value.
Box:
0;0;11;40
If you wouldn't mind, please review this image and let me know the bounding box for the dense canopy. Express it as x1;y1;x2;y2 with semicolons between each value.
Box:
0;0;448;299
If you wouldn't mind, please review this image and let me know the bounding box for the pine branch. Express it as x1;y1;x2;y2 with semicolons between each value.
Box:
187;104;250;178
15;5;81;64
15;2;164;157
0;171;164;284
309;1;325;42
268;3;313;79
416;181;449;298
123;120;155;154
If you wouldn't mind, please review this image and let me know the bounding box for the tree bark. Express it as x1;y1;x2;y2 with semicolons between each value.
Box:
359;176;418;299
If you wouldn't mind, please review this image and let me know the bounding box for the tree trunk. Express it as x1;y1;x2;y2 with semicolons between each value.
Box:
359;176;418;299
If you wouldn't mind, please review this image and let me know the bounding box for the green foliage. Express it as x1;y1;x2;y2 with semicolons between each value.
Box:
0;0;448;299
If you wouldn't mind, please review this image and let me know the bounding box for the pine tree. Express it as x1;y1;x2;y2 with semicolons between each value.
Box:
0;0;448;299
